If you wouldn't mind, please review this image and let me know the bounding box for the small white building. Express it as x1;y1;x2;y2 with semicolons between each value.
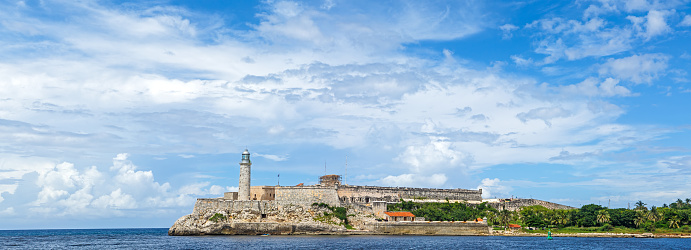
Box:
384;211;416;222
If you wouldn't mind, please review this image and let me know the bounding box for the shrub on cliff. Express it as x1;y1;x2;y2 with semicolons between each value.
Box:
312;203;351;227
208;213;226;222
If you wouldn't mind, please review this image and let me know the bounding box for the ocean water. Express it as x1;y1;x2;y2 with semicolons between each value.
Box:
1;228;689;249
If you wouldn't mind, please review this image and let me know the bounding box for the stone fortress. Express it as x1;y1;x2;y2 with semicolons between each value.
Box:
168;150;571;236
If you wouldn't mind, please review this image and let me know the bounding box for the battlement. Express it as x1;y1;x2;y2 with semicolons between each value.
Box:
488;198;575;211
337;185;482;204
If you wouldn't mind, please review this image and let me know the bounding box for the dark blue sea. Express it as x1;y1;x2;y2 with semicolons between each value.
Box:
1;228;689;249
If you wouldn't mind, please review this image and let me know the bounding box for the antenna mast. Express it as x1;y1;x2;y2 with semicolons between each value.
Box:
345;155;348;185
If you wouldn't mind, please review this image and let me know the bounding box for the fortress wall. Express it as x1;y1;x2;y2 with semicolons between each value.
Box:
337;186;483;203
364;222;490;235
193;199;277;216
490;199;575;211
275;186;340;206
346;202;374;215
250;186;276;201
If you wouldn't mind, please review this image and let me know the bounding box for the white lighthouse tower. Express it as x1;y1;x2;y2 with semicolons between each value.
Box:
238;149;251;200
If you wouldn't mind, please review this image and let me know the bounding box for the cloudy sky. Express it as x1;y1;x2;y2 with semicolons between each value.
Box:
1;0;691;229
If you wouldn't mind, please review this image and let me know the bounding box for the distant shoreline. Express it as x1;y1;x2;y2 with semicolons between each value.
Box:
491;231;691;238
5;228;690;238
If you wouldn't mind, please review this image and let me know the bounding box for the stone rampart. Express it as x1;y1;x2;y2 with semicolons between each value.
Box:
193;199;276;217
489;199;575;211
275;186;341;206
337;185;482;203
364;221;490;235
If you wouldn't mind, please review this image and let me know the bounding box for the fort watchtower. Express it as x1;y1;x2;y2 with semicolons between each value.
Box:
319;174;342;186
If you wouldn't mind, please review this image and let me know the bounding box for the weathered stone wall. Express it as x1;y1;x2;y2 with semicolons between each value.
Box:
193;199;276;218
204;222;345;235
275;186;341;206
224;192;238;200
337;185;482;203
489;199;575;211
372;201;387;218
238;163;251;200
364;222;490;235
250;186;276;201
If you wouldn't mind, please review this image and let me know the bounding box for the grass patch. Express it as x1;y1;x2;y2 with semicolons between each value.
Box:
311;203;353;228
208;213;226;222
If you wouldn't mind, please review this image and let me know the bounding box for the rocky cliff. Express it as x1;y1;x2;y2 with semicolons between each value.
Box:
168;199;375;236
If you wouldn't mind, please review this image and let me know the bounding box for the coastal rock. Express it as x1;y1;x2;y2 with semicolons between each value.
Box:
168;200;360;236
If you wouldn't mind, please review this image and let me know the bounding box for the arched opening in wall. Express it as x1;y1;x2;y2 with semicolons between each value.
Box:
366;198;370;203
254;194;257;200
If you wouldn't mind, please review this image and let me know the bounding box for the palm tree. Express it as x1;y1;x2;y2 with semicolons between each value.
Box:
634;210;646;228
558;210;570;226
671;199;684;209
635;200;647;211
596;210;610;225
669;216;680;229
486;211;499;226
550;211;562;227
647;206;661;223
686;198;691;205
500;210;512;228
499;205;511;230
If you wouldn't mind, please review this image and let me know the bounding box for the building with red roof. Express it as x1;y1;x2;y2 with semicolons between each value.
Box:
384;211;416;222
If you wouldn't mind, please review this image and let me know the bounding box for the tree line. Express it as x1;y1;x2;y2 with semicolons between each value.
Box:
387;198;691;232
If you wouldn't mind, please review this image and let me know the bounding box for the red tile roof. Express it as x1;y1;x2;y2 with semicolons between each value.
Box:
508;224;522;228
384;211;415;217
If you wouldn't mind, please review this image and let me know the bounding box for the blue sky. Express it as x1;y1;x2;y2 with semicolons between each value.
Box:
1;0;691;229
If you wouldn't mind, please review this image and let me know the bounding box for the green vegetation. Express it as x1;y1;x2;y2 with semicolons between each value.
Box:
388;200;498;222
208;213;226;222
311;203;352;228
387;197;691;235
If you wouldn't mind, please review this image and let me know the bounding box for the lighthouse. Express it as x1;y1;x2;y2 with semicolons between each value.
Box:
238;149;251;200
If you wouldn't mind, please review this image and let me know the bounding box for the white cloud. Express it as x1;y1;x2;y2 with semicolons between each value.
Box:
599;54;669;84
0;154;234;219
680;15;691;26
254;153;289;162
177;182;237;196
380;173;448;188
628;10;672;40
500;24;518;39
511;55;533;66
91;188;137;209
252;0;487;53
644;10;671;38
477;178;512;199
396;136;472;174
528;16;635;62
561;77;631;97
525;1;684;64
516;106;572;127
0;207;15;215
